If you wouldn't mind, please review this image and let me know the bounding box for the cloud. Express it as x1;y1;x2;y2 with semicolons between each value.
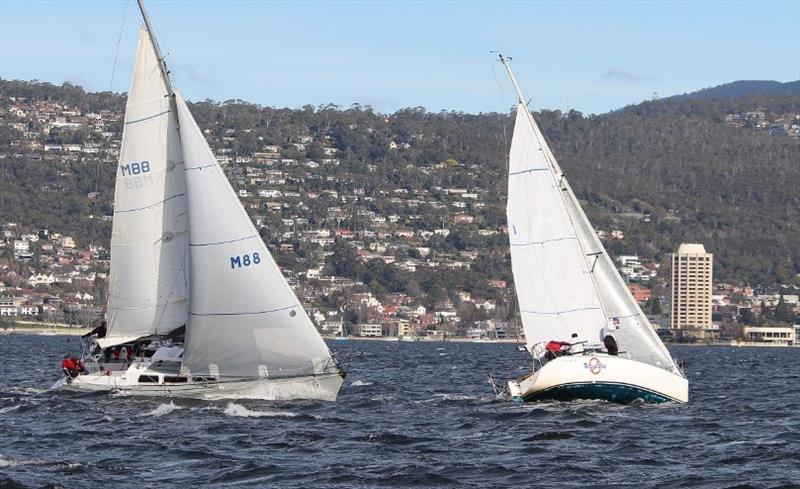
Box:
599;68;652;83
173;63;222;89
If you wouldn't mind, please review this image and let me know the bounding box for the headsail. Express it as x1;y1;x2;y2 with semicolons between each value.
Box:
504;59;678;372
175;95;334;378
104;29;189;347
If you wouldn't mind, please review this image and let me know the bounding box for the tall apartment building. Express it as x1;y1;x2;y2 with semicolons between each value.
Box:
670;243;713;336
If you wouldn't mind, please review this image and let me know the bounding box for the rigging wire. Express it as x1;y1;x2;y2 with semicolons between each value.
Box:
490;63;509;165
491;58;521;343
83;0;131;334
109;0;130;91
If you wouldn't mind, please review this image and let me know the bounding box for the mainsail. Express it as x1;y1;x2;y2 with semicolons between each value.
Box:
508;96;678;371
175;95;334;378
104;29;189;347
507;103;606;347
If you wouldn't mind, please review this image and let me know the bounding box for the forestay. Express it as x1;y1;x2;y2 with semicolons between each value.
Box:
175;95;334;378
105;29;189;347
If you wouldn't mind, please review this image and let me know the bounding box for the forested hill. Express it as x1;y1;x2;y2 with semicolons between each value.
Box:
667;79;800;101
0;79;798;287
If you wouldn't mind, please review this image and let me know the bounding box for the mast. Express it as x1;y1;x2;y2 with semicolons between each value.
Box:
497;54;526;107
497;54;564;176
136;0;180;128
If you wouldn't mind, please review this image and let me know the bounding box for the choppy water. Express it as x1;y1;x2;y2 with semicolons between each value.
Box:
1;335;798;488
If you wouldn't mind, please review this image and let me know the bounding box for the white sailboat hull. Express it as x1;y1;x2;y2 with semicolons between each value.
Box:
57;367;344;401
508;354;688;404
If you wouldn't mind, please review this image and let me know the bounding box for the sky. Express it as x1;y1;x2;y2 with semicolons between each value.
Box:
1;0;798;115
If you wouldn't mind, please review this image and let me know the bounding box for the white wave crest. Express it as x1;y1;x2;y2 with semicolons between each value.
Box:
143;401;182;417
223;402;297;418
350;380;373;387
0;455;46;467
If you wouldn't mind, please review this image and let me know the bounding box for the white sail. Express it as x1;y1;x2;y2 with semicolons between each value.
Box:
509;100;677;371
507;103;607;348
175;94;334;378
561;180;677;370
105;28;189;347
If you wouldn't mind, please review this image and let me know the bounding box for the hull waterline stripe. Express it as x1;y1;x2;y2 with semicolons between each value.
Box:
125;110;170;125
190;235;256;247
520;380;684;404
114;193;186;214
189;304;297;317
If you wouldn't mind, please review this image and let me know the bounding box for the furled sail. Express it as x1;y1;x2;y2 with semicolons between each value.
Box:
509;101;677;372
104;28;189;347
175;94;334;378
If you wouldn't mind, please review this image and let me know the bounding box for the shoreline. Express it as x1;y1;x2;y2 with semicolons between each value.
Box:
324;336;522;344
4;329;795;348
1;325;91;336
324;336;799;348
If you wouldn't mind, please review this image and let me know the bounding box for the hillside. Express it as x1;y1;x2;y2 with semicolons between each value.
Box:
668;80;800;101
1;79;798;291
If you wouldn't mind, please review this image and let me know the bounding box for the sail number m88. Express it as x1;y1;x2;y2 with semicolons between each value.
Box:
119;161;151;176
230;252;261;269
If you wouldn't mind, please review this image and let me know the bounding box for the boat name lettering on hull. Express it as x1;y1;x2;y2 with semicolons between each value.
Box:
230;252;261;269
584;357;606;375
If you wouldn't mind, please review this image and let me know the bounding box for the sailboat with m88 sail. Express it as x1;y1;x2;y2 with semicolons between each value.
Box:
54;1;344;401
497;54;688;404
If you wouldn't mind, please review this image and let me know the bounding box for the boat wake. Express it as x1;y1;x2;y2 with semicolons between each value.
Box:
223;402;298;418
142;401;182;417
0;455;48;468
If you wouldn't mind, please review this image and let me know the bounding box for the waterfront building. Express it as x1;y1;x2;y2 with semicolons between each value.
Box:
742;326;796;346
357;324;382;337
670;243;714;339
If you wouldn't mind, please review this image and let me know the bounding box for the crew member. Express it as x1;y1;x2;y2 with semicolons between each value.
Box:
567;333;584;355
82;320;107;339
61;356;86;378
544;340;570;360
602;317;620;355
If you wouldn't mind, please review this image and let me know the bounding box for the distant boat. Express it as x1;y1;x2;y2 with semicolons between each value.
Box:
497;54;688;404
54;0;344;401
332;318;348;341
